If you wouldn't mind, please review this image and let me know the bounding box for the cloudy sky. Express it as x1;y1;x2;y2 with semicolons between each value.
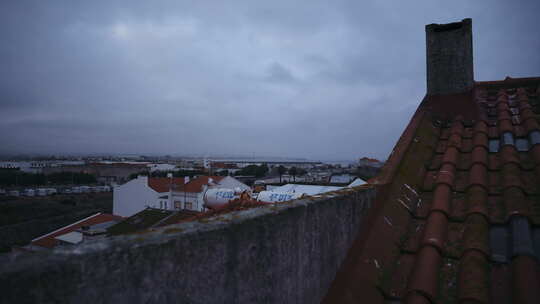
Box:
1;1;539;160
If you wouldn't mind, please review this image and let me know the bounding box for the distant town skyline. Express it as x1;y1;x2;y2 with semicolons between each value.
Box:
1;1;539;160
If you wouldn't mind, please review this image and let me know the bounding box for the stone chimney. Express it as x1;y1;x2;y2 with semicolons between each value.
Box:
426;18;474;95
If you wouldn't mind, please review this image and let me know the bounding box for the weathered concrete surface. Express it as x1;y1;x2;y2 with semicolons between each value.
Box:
0;186;375;304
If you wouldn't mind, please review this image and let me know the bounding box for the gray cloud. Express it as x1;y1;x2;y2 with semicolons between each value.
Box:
1;0;539;160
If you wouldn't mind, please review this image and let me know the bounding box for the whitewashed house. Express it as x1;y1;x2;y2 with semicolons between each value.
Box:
113;175;184;217
114;175;250;216
170;176;250;212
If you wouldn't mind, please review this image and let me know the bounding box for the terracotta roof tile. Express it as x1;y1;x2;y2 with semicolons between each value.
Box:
407;246;442;301
448;133;462;148
462;214;490;256
466;185;488;218
499;119;514;134
324;77;540;304
491;264;512;304
502;163;523;190
32;213;123;248
405;293;431;304
471;146;488;167
436;164;456;188
511;256;540;303
458;250;490;303
442;146;459;166
525;117;540;133
503;187;529;219
489;125;499;138
421;211;448;252
500;145;520;166
173;176;225;193
432;184;451;215
469;163;488;190
473;132;489;150
148;177;185;193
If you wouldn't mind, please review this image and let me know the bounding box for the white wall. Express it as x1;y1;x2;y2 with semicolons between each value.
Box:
168;177;250;212
219;176;251;192
113;176;161;217
170;191;202;211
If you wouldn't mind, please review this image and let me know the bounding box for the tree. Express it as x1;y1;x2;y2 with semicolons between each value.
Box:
288;167;297;182
255;164;269;178
235;164;268;178
278;165;287;183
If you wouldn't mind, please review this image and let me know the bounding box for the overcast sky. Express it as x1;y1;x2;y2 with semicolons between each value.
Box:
1;1;539;161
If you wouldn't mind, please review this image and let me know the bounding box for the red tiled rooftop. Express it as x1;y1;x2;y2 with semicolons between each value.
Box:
211;162;238;169
360;157;382;163
31;213;123;248
324;78;540;304
173;176;224;193
147;177;185;193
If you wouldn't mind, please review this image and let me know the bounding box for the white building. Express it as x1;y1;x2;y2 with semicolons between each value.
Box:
348;178;367;187
113;175;250;216
148;163;178;172
267;184;343;196
170;176;250;212
113;175;184;217
329;174;356;184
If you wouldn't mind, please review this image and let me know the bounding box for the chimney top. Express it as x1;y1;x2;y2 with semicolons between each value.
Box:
426;18;474;95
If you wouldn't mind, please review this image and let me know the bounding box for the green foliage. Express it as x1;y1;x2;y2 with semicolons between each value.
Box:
46;172;96;184
217;170;229;176
297;168;307;176
288;167;297;182
288;167;297;176
0;170;96;186
235;164;268;177
277;165;286;183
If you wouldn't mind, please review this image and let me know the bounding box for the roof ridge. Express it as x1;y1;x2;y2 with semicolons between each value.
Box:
31;212;103;242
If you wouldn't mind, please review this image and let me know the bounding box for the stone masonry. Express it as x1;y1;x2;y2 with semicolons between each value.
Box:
426;18;474;95
0;186;375;304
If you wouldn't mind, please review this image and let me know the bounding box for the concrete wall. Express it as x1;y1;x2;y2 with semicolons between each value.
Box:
0;186;375;304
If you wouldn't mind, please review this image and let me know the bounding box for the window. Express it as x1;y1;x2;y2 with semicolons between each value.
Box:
164;201;167;209
185;202;193;210
174;201;181;210
160;201;163;209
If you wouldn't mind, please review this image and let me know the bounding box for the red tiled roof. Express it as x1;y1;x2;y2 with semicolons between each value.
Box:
148;177;185;193
211;162;238;169
360;157;382;163
324;78;540;304
31;213;123;248
173;176;225;193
